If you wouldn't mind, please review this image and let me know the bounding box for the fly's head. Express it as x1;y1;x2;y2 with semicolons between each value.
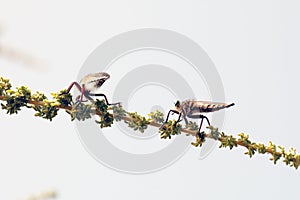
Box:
175;100;181;112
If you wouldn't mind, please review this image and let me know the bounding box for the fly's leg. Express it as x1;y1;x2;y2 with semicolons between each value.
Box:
75;95;88;103
165;110;180;123
62;82;88;105
159;110;181;130
89;93;121;106
198;118;205;141
73;94;88;106
177;112;182;123
66;82;82;93
187;114;210;141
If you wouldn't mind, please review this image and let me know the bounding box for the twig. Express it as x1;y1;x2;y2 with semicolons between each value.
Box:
0;95;196;135
1;76;299;170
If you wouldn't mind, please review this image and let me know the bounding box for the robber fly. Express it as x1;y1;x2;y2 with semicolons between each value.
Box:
161;100;234;140
65;72;120;105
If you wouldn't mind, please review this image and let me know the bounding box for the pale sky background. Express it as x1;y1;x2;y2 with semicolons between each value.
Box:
0;0;300;199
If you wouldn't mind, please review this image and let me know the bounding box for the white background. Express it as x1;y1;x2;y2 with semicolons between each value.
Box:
0;0;299;199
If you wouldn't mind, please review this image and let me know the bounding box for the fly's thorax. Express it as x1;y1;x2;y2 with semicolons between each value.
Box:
180;100;195;115
174;106;181;112
81;82;97;93
84;84;95;93
174;100;181;110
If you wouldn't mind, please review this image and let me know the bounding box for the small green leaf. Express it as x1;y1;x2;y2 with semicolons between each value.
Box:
185;121;199;131
125;112;150;133
159;120;182;139
148;110;165;123
112;105;127;121
52;89;73;106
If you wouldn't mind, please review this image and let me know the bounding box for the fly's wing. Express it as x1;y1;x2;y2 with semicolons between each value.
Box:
80;72;110;92
189;100;235;113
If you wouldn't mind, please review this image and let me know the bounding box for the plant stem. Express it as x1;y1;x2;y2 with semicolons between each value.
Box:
1;94;299;169
0;95;284;157
0;95;197;135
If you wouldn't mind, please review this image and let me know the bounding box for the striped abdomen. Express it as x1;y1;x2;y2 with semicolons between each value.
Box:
182;100;235;115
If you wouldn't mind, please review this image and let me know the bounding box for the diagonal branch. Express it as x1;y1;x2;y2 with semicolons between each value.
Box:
0;77;299;170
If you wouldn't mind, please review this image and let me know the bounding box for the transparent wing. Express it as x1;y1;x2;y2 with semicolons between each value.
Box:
80;72;110;92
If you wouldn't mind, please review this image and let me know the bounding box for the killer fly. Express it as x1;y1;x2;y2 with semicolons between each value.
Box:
64;72;120;106
161;100;235;140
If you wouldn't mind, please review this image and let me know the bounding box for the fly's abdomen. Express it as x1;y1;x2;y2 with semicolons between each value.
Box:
184;100;235;114
199;102;234;112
